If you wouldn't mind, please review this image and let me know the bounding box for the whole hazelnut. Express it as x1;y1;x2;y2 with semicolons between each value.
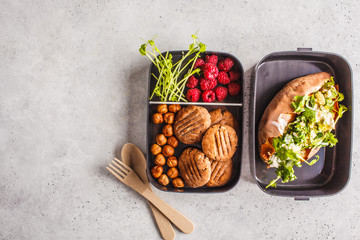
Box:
162;145;174;157
151;144;162;155
169;104;181;113
167;167;179;178
151;166;163;178
172;177;185;188
163;112;175;124
162;124;173;137
152;113;163;124
157;104;168;114
167;136;179;148
154;154;166;166
158;174;169;186
156;134;167;146
167;156;178;167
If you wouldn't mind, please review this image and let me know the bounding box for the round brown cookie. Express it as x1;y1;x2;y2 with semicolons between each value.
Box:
178;148;211;188
202;124;238;161
206;159;233;187
174;105;211;144
209;109;236;129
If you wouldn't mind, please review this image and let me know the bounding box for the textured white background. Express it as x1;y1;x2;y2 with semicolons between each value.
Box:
0;0;359;239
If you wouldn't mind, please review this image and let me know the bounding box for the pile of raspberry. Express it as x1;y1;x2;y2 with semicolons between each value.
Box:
185;54;241;102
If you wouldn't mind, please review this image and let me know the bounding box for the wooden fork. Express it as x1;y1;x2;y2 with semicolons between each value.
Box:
107;159;194;234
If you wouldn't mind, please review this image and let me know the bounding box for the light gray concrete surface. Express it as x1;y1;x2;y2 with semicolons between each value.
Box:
0;0;359;239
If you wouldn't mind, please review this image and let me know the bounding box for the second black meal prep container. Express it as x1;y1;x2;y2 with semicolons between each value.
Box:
145;48;353;199
250;48;353;200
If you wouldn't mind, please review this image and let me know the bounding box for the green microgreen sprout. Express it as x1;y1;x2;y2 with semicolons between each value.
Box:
140;34;206;102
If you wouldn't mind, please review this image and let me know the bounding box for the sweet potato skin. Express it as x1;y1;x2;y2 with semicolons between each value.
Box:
258;72;331;164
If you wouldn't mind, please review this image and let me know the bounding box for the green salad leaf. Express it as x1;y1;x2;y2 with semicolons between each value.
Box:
291;95;309;113
335;104;348;123
302;108;316;122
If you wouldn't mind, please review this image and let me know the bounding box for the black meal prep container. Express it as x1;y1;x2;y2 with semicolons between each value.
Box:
250;48;353;200
145;48;352;199
146;51;244;193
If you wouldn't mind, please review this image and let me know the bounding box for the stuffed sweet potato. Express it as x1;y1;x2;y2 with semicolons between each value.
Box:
258;72;347;187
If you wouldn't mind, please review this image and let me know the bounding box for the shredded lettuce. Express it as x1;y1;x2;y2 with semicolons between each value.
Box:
335;104;347;123
291;95;309;113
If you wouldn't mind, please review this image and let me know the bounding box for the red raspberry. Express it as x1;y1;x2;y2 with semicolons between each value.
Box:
217;71;230;84
228;82;241;96
205;55;218;65
186;76;199;88
208;79;217;89
218;58;234;72
199;78;208;90
203;63;219;80
186;88;201;102
194;58;205;69
199;78;217;91
201;90;216;103
229;70;240;82
214;86;228;101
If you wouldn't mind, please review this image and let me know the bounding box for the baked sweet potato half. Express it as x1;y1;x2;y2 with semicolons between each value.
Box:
258;72;347;187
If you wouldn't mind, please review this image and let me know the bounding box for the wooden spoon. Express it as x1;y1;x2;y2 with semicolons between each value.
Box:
121;143;176;240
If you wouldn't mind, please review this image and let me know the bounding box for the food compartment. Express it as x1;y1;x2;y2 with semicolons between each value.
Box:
146;103;243;193
251;49;352;198
148;51;243;104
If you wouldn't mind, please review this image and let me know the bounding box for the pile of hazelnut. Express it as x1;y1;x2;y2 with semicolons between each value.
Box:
151;104;185;188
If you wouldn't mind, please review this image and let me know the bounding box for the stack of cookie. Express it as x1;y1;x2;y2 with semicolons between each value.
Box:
174;106;238;188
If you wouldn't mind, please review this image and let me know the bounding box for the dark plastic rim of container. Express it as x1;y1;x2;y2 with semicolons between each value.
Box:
250;48;353;200
146;50;244;193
